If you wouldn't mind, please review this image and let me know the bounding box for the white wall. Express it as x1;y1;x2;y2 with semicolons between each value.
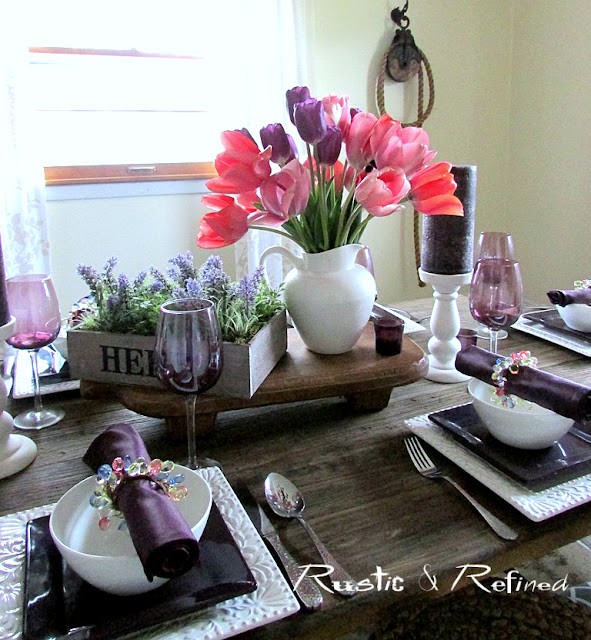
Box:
47;0;589;312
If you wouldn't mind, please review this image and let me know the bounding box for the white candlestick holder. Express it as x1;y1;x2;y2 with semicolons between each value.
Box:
0;317;37;479
418;268;473;384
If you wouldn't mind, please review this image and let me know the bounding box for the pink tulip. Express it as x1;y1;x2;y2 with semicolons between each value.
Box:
246;209;287;228
321;94;351;135
197;201;250;248
409;162;464;216
236;190;260;212
201;193;235;210
345;112;378;171
369;114;402;159
355;167;410;217
371;117;437;176
220;129;260;153
206;130;272;194
258;160;311;223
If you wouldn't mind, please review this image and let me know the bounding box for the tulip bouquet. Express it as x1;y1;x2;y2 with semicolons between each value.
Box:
198;86;463;254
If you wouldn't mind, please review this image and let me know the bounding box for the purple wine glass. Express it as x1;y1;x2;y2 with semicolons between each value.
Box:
473;232;517;341
6;274;65;429
469;259;523;353
475;231;516;262
154;298;223;469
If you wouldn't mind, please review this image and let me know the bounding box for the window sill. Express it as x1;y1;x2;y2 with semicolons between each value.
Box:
46;179;211;201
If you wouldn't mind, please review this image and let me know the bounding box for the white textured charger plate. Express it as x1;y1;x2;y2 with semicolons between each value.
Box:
405;413;591;522
0;466;300;640
514;315;591;357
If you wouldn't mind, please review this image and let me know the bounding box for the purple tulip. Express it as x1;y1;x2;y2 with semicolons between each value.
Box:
260;123;298;166
294;99;327;145
316;126;343;166
350;107;363;122
286;86;311;124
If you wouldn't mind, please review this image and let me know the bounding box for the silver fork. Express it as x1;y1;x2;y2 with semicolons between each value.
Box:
404;437;519;540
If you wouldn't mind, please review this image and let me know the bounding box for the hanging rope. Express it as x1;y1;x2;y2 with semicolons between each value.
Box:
375;9;435;287
376;46;435;127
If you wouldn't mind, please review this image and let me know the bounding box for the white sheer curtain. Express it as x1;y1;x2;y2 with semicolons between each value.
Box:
229;0;306;287
0;6;50;278
0;1;304;284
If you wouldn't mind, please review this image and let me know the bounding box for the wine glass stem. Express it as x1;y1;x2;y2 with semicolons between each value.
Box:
186;395;198;470
29;350;44;413
489;329;499;354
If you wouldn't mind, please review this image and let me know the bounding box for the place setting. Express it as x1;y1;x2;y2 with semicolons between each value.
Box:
514;279;591;357
4;416;310;640
405;344;591;523
407;219;591;525
8;417;371;640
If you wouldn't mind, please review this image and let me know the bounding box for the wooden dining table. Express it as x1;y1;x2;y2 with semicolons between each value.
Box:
3;295;591;639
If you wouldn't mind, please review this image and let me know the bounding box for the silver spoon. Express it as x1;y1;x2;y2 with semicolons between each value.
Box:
264;472;358;597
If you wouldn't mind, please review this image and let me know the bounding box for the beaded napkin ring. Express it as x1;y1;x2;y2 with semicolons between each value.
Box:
491;350;538;409
574;279;591;290
90;456;188;531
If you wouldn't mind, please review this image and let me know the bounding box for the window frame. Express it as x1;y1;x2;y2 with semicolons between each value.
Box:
44;162;215;186
30;47;217;186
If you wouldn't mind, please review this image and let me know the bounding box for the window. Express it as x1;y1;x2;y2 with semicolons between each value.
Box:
28;0;300;185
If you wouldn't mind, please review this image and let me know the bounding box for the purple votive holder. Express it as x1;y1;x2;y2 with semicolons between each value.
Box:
374;315;404;356
457;328;478;351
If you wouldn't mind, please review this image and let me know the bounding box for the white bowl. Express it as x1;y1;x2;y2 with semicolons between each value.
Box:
50;465;212;595
556;304;591;333
468;378;573;450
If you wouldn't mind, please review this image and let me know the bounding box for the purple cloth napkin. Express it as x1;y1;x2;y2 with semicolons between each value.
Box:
83;423;200;581
455;346;591;423
547;289;591;306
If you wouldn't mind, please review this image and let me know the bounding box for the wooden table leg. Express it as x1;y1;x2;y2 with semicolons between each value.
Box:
345;388;392;412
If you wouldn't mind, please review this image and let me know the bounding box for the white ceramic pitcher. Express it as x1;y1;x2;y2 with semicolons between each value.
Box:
260;244;376;354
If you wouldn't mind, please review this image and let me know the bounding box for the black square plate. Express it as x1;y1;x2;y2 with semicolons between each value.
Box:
428;404;591;490
522;309;591;343
23;501;257;640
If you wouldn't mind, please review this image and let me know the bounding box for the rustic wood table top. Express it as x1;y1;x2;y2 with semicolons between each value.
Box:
4;296;591;639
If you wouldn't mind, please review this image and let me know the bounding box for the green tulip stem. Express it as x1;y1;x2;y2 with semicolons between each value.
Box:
336;182;359;245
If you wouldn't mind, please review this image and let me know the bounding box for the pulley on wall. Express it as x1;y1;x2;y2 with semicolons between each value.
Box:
376;1;435;285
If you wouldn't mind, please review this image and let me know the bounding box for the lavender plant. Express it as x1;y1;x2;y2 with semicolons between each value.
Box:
74;253;284;343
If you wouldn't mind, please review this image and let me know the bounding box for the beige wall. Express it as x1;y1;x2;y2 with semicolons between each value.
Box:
48;0;589;311
507;0;591;302
48;192;236;311
300;0;513;303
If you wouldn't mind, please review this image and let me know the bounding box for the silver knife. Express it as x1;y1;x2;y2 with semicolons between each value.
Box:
256;503;324;610
235;482;323;610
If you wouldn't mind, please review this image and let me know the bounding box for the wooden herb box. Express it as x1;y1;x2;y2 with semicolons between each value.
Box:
66;310;287;398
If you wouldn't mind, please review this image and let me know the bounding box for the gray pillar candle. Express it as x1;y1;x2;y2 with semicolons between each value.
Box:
0;236;9;327
420;165;477;275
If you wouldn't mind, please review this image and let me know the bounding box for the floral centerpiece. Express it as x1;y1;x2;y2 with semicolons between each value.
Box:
67;253;287;397
197;85;463;252
195;86;464;355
